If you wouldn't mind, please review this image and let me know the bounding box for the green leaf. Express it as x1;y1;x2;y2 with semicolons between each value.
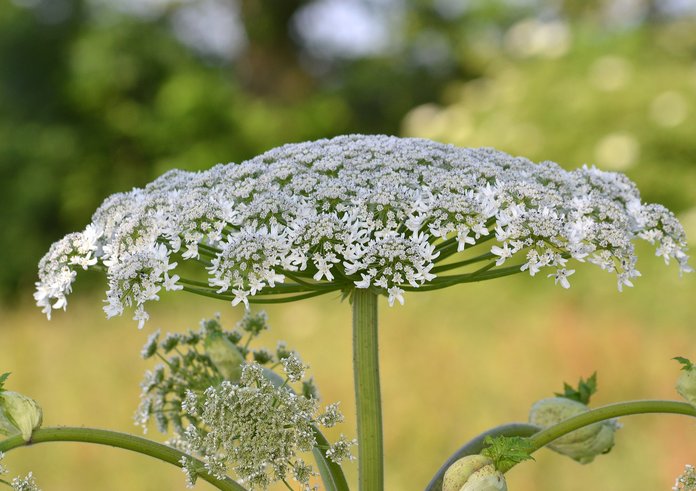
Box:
555;372;597;404
481;435;534;470
673;356;694;371
0;372;10;392
311;425;350;491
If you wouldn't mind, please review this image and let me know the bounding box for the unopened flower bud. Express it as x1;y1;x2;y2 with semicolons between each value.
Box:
204;331;245;382
675;358;696;406
529;397;617;464
443;455;507;491
0;391;43;442
0;409;17;438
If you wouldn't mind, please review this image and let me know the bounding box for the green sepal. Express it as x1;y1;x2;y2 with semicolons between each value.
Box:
0;373;9;392
674;356;694;371
555;372;597;404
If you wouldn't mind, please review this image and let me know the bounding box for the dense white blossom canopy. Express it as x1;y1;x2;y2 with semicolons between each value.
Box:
36;135;691;327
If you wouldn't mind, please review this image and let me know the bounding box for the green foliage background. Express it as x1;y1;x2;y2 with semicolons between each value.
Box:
1;0;695;490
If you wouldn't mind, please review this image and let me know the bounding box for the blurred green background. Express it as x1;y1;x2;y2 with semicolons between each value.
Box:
1;0;695;489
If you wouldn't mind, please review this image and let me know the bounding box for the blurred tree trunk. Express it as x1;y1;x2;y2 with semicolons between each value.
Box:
237;0;315;100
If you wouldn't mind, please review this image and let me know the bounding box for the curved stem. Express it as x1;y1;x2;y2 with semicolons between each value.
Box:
352;289;383;491
248;289;341;303
181;285;341;303
0;427;246;491
425;423;540;491
431;252;496;274
502;400;696;473
401;263;523;292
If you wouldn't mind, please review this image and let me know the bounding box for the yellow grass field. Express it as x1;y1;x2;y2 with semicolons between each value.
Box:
1;244;694;490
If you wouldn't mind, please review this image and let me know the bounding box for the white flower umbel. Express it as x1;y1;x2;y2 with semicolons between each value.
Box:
674;464;696;491
36;135;691;326
10;473;41;491
178;362;349;490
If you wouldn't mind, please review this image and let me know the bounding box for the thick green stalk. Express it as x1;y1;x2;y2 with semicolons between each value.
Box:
352;289;383;491
501;400;696;473
0;427;246;491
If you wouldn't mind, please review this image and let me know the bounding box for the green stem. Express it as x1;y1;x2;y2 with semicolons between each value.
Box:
0;427;246;491
352;289;383;491
430;252;496;274
502;400;696;473
181;285;340;303
401;263;523;292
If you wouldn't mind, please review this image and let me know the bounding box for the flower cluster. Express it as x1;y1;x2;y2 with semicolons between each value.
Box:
178;362;352;490
135;312;354;489
0;453;42;491
136;312;305;433
35;135;691;326
674;464;696;491
9;473;41;491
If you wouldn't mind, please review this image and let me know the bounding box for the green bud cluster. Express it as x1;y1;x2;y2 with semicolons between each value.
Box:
134;311;318;436
134;311;350;489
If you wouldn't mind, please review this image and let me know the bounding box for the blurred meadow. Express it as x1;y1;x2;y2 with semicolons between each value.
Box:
1;0;696;490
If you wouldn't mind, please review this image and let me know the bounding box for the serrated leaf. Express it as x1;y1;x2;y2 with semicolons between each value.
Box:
481;435;534;470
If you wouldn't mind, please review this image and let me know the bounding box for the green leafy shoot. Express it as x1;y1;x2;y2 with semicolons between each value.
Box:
674;356;694;371
481;435;534;470
555;372;597;404
0;372;10;392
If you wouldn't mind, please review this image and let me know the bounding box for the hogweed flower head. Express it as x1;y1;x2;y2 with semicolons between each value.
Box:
178;362;352;490
35;135;691;326
135;312;353;489
0;454;42;491
9;473;41;491
674;464;696;491
135;313;271;434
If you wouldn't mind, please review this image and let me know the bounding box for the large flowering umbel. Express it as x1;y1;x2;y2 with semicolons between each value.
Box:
35;135;691;326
